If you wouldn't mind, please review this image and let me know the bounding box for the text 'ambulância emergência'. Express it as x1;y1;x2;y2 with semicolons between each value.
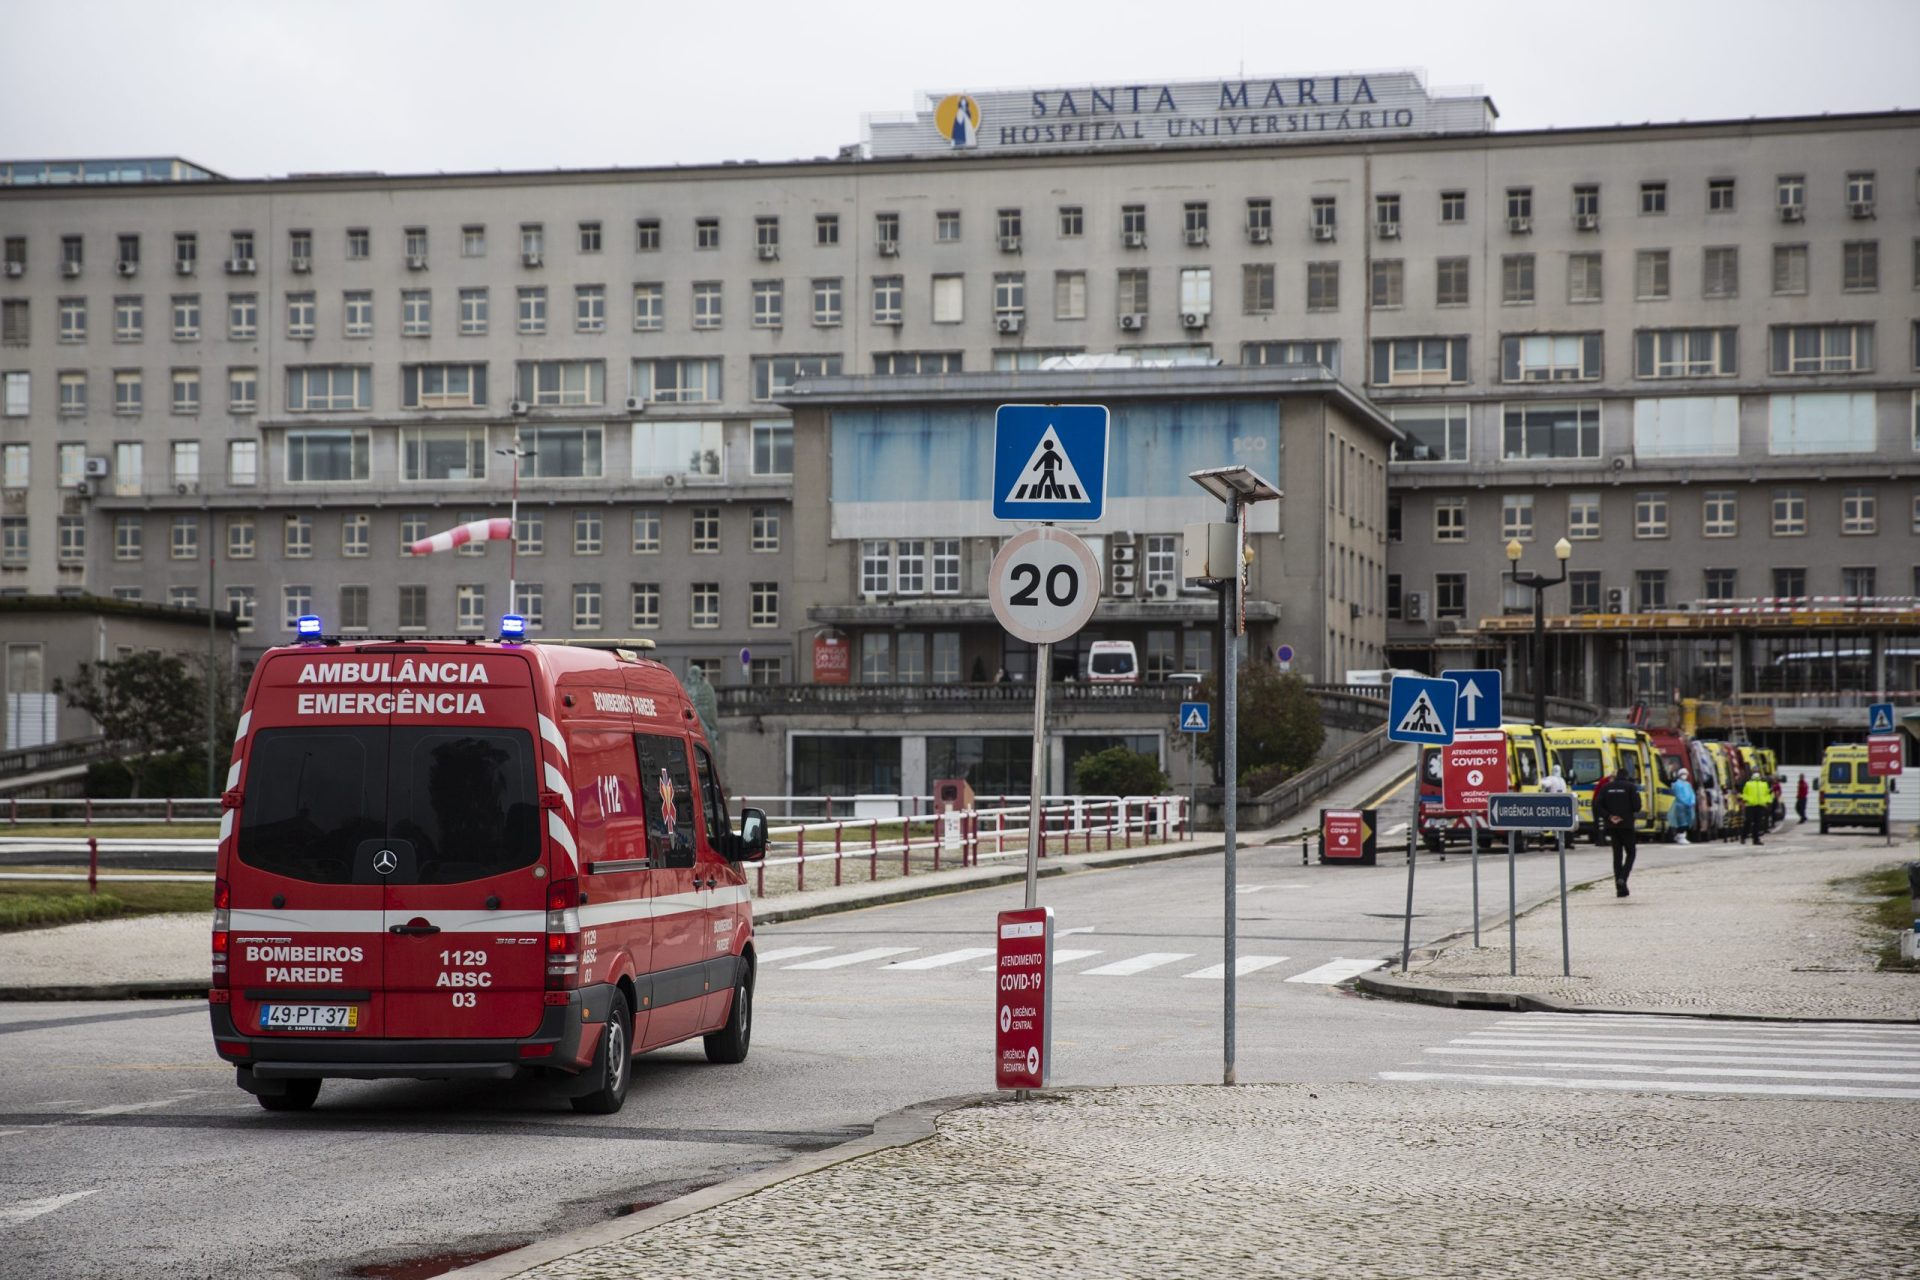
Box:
294;660;490;715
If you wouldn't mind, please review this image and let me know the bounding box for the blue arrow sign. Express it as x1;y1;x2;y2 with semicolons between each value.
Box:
1178;701;1211;733
1387;676;1457;746
1441;668;1503;731
1868;702;1895;736
992;404;1110;523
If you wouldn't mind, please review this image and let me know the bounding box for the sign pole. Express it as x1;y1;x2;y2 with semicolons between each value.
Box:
1470;823;1480;947
1025;640;1050;911
1556;830;1570;976
1399;836;1416;974
1221;493;1239;1089
1506;828;1519;977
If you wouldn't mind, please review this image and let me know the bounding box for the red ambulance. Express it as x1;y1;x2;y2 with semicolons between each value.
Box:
208;624;766;1114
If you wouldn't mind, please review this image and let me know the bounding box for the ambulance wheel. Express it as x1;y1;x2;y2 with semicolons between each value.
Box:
257;1078;321;1112
570;994;632;1115
704;968;752;1065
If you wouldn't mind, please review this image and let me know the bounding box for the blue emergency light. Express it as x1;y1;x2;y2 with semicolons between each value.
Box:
500;613;527;642
295;614;324;641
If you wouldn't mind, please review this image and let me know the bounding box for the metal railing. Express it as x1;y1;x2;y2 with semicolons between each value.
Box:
3;796;222;825
715;681;1194;714
0;735;110;780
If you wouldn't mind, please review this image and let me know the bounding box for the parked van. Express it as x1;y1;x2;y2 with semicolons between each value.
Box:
1646;728;1716;840
209;630;767;1114
1700;740;1748;838
1545;726;1659;842
1416;723;1549;853
1086;640;1140;683
1815;743;1892;835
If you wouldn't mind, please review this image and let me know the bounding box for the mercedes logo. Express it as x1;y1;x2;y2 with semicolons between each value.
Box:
373;849;397;875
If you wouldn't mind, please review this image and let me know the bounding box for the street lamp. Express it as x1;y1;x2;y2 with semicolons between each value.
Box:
1506;535;1572;727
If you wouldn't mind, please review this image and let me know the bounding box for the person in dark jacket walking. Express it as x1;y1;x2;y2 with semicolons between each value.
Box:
1593;770;1642;897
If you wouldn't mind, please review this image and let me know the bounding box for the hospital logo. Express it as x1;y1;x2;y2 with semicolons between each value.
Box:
934;94;981;148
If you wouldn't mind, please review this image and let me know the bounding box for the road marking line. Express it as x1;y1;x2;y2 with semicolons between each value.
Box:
1284;957;1386;984
1237;885;1271;895
0;1190;99;1225
977;948;1104;972
1058;926;1097;936
1435;1060;1920;1084
1427;1046;1916;1069
753;946;833;963
1379;1071;1920;1100
883;948;995;971
1079;952;1194;977
78;1097;195;1117
1454;1035;1919;1057
1494;1014;1920;1037
783;947;917;970
1184;955;1290;980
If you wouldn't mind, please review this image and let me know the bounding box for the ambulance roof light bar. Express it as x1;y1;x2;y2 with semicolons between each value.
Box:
499;613;527;643
295;614;325;643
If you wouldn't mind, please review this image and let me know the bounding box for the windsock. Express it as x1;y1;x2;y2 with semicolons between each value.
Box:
409;517;512;556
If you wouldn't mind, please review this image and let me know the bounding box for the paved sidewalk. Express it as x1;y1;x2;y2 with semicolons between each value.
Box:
1362;833;1917;1022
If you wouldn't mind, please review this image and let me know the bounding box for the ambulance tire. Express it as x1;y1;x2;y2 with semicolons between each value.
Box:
257;1078;321;1112
704;967;752;1065
570;994;633;1115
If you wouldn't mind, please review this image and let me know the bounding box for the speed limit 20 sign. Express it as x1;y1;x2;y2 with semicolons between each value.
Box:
989;526;1100;645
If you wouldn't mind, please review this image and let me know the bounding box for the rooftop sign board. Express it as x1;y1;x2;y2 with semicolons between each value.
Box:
865;70;1494;159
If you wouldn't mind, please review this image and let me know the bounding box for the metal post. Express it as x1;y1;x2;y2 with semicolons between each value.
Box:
1400;839;1417;974
205;538;217;797
1024;641;1050;911
1507;828;1519;977
1221;495;1240;1089
1533;580;1547;731
1556;830;1571;976
507;451;520;616
1470;822;1481;947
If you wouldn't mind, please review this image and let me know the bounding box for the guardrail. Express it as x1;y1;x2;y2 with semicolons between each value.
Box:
716;681;1194;714
3;797;222;825
0;735;110;780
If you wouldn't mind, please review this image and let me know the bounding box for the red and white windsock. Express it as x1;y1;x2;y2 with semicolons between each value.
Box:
409;517;512;556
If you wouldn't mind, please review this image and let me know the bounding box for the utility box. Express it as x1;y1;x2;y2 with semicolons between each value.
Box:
934;778;976;813
1182;521;1237;582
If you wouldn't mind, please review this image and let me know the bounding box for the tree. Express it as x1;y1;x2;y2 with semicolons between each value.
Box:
1194;664;1326;784
1071;746;1170;797
56;651;206;798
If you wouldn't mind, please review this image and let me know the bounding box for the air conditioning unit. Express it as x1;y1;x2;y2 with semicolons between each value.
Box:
406;255;427;270
1437;619;1462;636
998;235;1022;253
1778;204;1804;223
1122;231;1146;249
115;261;138;277
1248;225;1272;244
1150;581;1175;600
1573;213;1599;231
1184;229;1208;247
1110;543;1137;563
2;262;21;278
995;315;1024;334
174;260;194;275
290;257;312;274
508;400;530;416
1310;224;1336;241
1119;313;1145;331
522;251;543;267
1111;579;1136;599
756;244;780;260
1848;200;1875;219
1376;222;1401;240
61;261;81;277
1606;587;1626;613
226;257;255;274
877;240;900;257
1507;216;1532;234
1405;591;1427;621
72;480;93;498
83;456;110;478
623;395;647;413
1610;454;1631;472
175;481;199;495
1181;311;1208;329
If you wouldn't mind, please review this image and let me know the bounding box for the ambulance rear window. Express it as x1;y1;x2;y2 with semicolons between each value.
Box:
238;727;385;883
389;728;539;883
1828;761;1852;786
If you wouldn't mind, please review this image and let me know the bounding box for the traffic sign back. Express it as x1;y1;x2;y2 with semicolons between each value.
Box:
1388;676;1457;745
1868;703;1895;735
992;404;1109;523
1442;668;1503;730
1178;701;1211;733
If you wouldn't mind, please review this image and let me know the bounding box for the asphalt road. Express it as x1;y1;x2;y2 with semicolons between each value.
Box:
0;833;1856;1279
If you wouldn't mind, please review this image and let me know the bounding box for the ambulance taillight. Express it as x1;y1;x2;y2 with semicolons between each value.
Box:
545;878;581;990
211;877;231;988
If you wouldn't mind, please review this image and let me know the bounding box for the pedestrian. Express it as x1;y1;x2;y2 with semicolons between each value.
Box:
1669;769;1696;845
1770;774;1784;825
1540;764;1569;795
1739;771;1773;845
1593;769;1641;897
1795;774;1810;824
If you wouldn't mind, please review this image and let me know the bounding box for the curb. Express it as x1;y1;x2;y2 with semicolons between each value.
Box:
0;978;205;1002
1353;970;1920;1025
437;1091;994;1280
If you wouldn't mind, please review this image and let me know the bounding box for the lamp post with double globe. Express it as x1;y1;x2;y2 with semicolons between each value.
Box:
1506;536;1573;727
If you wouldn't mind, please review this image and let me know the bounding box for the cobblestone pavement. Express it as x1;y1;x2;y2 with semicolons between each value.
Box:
1389;838;1916;1020
510;1084;1918;1279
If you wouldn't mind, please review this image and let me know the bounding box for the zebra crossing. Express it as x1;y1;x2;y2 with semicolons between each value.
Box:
755;941;1386;985
1381;1012;1920;1101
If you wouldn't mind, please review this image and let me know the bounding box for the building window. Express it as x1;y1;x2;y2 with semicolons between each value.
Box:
635;219;660;251
752;280;783;329
1635;569;1668;611
1566;570;1600;614
113;370;143;414
572;510;603;555
1840;487;1876;535
812;277;842;327
228;367;258;414
576;221;601;254
997;208;1024;247
1840;566;1875;597
813;214;839;247
112;295;144;342
691;507;720;553
1310;196;1337;236
1769;324;1873;374
1051;270;1087;321
346;228;369;259
571;584;602;630
1385;575;1403;621
860;540;890;595
456;585;487;632
1372;337;1469;386
632;509;660;554
170;369;200;414
1843;240;1879;292
1772;244;1809;295
284;292;314;339
1433;497;1466;542
284;513;312;558
1306;262;1339;312
751;507;781;553
994;272;1026;321
1121;204;1147;243
1373;194;1399;235
1;298;27;345
936;210;961;242
1635;249;1671;300
692;281;723;329
750;583;779;628
113;514;143;560
1501;254;1534;304
1771;567;1807;599
342;512;369;558
515;512;542;555
57;514;85;564
1703;490;1738;538
630;582;660;629
1702;568;1737;600
1771;489;1807;536
1501;494;1534;541
1634;492;1669;538
403;227;427;261
1243;340;1340;375
1439;191;1466;224
1633;328;1736;378
342;290;372;338
1702;246;1739;299
226;293;255;340
170;294;200;340
1845;170;1875;208
575;284;606;333
1501;333;1602;382
752;420;793;474
1240;264;1275;315
459;288;488;335
1567;252;1603;303
228;439;258;487
394;585;426;631
509;584;540;631
280;586;314;632
932;274;964;324
1434;573;1466;619
1505;187;1532;224
1371;259;1403;308
1502;402;1601;461
514;424;604;478
1388;405;1467;463
286;365;372;412
1117;269;1149;317
875;212;899;250
399;514;426;556
59;371;85;415
516;359;606;406
520;224;545;259
517;286;547;334
461;225;486;258
401;289;431;336
1058;205;1084;237
1567;492;1601;541
931;538;961;594
1435;256;1469;306
872;351;961;375
750;354;838;402
1640;182;1667;215
872;275;903;325
690;583;719;629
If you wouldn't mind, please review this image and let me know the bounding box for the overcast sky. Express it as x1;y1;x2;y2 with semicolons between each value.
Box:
3;0;1917;178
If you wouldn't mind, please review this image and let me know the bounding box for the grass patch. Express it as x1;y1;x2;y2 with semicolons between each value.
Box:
0;877;212;934
0;822;219;840
1840;865;1918;972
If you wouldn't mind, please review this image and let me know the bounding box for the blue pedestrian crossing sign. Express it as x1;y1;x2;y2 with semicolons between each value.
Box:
1178;701;1211;733
992;404;1110;524
1440;668;1503;731
1387;675;1457;745
1868;702;1895;735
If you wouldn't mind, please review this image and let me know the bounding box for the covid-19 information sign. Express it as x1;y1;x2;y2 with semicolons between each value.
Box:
994;907;1053;1090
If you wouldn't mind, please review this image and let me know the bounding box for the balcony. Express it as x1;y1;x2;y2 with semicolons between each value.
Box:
807;597;1278;627
714;680;1192;716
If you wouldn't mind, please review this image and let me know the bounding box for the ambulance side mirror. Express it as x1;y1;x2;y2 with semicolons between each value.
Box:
730;808;768;862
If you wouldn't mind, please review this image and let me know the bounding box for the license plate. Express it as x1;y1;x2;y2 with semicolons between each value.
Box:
259;1004;359;1032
